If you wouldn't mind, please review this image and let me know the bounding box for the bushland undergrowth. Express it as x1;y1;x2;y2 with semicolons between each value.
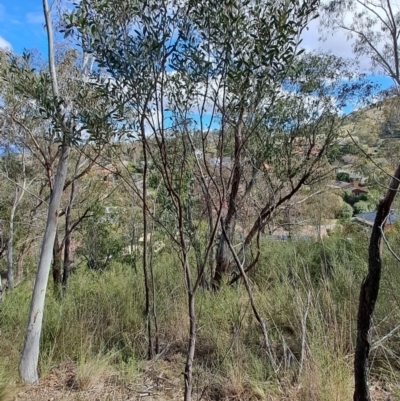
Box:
1;228;400;400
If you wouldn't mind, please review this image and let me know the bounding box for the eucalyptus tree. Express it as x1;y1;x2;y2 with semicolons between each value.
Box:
320;3;400;400
65;5;212;399
3;51;117;294
64;0;328;398
179;0;323;286
154;3;368;288
321;0;400;87
238;54;367;247
3;0;117;383
4;55;69;290
16;0;72;382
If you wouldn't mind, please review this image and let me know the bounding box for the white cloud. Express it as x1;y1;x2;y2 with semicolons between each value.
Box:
301;20;354;59
300;19;371;71
26;11;44;24
0;35;12;50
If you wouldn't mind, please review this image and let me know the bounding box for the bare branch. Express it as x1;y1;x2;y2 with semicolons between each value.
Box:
221;219;277;373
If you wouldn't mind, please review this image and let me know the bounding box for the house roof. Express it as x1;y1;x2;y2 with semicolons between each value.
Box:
330;181;352;189
329;180;369;194
353;210;398;226
352;187;368;194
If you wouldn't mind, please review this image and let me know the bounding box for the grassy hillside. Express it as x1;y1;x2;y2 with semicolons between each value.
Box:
1;229;400;400
340;95;400;147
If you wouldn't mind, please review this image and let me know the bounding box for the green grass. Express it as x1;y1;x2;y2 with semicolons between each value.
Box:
1;229;400;399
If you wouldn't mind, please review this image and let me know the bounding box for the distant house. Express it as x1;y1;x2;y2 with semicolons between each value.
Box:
329;180;368;198
348;172;367;184
335;168;367;184
330;180;352;190
353;210;398;229
350;181;368;198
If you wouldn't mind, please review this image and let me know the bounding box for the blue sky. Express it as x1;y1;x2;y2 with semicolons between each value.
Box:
0;1;47;54
0;1;395;104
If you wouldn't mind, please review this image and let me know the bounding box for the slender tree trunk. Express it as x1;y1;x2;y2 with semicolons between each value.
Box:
7;159;26;290
6;186;19;290
198;178;215;283
19;144;70;383
214;226;232;286
141;130;152;359
148;215;159;354
52;232;63;288
222;224;277;371
19;0;71;383
206;197;215;282
131;223;137;273
187;191;207;288
353;161;400;401
0;272;3;301
183;255;196;401
16;195;45;284
62;215;71;291
62;177;75;291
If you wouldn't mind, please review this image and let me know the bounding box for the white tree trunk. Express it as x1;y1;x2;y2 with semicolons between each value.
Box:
19;0;70;383
19;144;70;383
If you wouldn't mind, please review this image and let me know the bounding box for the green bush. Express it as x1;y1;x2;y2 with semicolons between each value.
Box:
353;200;372;214
77;205;125;270
336;171;350;182
336;202;353;219
342;189;354;205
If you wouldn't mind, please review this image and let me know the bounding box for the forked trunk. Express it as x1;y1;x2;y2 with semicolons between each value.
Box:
214;119;243;286
214;229;231;287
